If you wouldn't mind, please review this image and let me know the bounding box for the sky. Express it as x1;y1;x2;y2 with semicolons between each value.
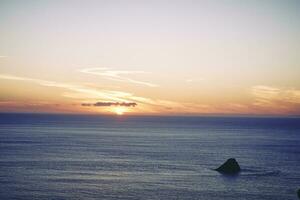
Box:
0;0;300;116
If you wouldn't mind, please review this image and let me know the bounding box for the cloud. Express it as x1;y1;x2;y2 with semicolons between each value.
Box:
251;85;300;114
0;74;134;102
5;74;291;115
252;85;300;104
0;73;158;108
79;67;158;87
0;56;8;58
0;73;189;113
82;102;137;107
0;73;207;114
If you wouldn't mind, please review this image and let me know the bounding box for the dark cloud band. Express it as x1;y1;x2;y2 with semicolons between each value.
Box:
82;102;137;107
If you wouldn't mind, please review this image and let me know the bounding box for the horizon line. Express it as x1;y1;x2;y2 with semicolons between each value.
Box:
0;111;299;118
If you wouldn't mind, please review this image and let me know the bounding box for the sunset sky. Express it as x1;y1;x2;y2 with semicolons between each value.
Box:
0;0;300;115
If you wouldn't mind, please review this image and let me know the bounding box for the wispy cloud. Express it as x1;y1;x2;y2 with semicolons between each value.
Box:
0;74;134;102
0;73;197;114
79;67;158;87
5;74;298;115
251;85;300;114
0;73;158;107
252;85;300;104
0;56;8;58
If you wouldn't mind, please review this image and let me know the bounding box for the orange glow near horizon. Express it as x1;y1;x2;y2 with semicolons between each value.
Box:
113;107;126;115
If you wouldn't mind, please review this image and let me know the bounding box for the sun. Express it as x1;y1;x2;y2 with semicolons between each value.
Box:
113;107;126;115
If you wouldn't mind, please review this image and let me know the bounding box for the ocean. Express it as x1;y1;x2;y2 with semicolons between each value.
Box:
0;113;299;200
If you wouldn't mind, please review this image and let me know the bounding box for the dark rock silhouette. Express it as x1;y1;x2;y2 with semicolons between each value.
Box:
215;158;241;174
297;188;300;199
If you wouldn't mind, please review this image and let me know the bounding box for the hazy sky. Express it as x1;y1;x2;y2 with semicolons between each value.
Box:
0;0;300;115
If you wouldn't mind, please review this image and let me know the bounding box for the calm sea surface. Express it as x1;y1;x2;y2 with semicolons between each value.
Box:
0;113;299;200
